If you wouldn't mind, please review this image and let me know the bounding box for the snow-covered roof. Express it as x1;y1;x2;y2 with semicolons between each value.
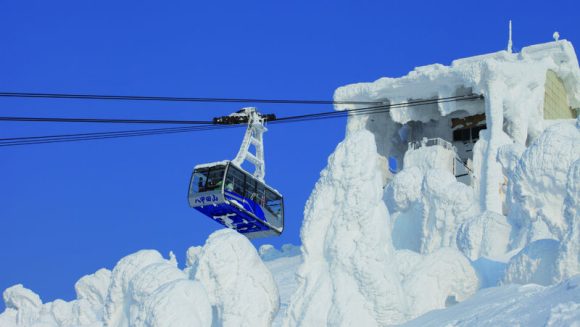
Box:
334;40;580;125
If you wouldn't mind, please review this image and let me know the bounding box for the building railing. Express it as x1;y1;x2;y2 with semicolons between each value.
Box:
406;137;473;185
408;137;457;152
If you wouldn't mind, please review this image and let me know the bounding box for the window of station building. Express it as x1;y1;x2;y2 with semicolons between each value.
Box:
471;125;486;141
453;128;471;142
453;125;486;143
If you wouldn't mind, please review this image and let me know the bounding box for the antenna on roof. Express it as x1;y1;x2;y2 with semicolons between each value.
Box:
507;20;513;53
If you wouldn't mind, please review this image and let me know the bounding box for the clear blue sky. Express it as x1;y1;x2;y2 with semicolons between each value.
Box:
1;0;578;310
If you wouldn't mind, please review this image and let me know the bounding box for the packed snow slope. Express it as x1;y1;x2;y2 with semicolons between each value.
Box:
402;276;580;327
2;40;580;326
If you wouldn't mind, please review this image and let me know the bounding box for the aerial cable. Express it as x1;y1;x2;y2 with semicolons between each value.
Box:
0;91;383;106
0;94;482;126
0;124;239;147
0;125;217;142
0;94;483;147
0;116;213;125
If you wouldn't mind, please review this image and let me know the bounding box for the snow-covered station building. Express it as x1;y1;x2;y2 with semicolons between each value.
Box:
335;39;579;215
285;39;580;325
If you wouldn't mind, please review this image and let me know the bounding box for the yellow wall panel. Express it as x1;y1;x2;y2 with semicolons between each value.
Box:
544;70;576;119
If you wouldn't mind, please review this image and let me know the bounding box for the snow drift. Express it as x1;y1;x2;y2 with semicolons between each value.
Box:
403;275;580;327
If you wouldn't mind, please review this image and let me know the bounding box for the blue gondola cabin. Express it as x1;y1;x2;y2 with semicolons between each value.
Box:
188;161;284;238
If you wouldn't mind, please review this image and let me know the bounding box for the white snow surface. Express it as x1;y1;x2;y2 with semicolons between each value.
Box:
3;41;580;326
261;253;302;327
284;130;480;325
556;158;580;281
285;130;409;326
503;239;560;286
508;122;580;247
403;275;580;327
385;166;479;255
457;211;511;261
192;229;279;327
402;144;456;174
395;249;478;319
1;230;277;327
